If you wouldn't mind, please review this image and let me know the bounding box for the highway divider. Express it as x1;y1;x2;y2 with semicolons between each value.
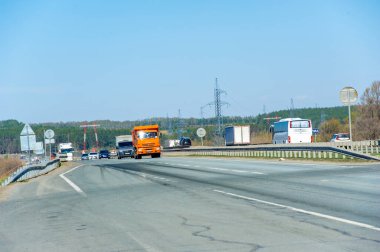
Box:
163;143;380;161
1;159;61;187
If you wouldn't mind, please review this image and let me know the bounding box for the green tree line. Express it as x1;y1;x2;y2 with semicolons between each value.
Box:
0;106;352;154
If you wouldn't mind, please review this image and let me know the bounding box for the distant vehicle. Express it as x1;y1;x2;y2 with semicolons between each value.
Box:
99;150;110;159
88;152;98;160
81;153;89;160
132;125;161;159
179;137;192;147
271;118;313;144
58;143;74;161
116;135;135;159
109;149;117;158
330;133;350;142
225;125;250;146
164;139;180;148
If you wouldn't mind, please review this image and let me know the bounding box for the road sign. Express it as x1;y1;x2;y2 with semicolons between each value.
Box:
312;128;319;134
34;142;44;155
340;86;358;141
20;135;36;151
197;128;206;138
20;123;35;136
340;87;358;105
45;139;55;144
44;129;55;139
20;123;36;152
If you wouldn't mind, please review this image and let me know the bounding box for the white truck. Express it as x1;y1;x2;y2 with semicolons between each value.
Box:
58;142;74;161
225;126;251;146
115;135;134;159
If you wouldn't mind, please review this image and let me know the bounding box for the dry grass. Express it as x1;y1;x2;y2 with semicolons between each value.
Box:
0;156;23;181
252;132;272;145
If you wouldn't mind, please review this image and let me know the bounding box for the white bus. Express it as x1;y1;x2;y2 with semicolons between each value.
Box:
270;118;313;144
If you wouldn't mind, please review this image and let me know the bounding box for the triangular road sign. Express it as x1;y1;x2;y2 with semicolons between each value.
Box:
20;123;35;136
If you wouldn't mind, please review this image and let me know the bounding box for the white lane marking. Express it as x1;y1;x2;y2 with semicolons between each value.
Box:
129;170;174;183
214;190;380;232
251;171;265;175
206;167;265;175
59;165;86;196
128;232;162;252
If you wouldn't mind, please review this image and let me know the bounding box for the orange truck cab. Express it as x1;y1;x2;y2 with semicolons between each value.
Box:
132;124;161;159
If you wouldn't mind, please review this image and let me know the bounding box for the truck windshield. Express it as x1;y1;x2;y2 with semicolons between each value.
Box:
61;148;74;154
137;131;157;139
119;141;133;147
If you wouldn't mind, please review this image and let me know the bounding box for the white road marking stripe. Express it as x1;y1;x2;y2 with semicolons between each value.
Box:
251;171;265;175
59;165;86;196
206;167;265;175
214;189;380;232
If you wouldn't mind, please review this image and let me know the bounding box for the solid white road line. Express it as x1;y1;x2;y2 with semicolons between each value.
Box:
206;166;265;175
214;189;380;232
59;165;86;196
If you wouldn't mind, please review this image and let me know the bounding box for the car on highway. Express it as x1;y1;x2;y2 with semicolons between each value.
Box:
117;141;135;159
109;149;117;158
88;152;99;160
179;137;192;147
99;150;110;159
330;133;350;142
81;153;89;160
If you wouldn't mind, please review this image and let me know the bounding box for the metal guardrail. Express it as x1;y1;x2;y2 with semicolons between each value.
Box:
1;159;61;187
163;144;380;161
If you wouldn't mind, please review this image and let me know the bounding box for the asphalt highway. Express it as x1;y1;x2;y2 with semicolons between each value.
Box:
0;157;379;251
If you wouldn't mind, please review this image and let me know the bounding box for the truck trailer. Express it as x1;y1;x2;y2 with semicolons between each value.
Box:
225;126;251;146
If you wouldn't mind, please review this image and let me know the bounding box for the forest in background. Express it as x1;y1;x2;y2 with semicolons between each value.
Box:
0;106;352;154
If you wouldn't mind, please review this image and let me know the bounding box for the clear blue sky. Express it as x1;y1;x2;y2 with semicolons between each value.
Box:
0;0;379;123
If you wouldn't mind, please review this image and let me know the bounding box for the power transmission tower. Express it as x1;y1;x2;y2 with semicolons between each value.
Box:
206;78;229;145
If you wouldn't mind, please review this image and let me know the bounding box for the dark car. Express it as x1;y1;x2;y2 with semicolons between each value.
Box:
179;137;192;147
99;150;110;159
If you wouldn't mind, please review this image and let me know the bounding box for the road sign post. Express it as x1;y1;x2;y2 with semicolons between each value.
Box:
197;128;207;146
44;129;55;160
340;87;358;141
312;128;319;143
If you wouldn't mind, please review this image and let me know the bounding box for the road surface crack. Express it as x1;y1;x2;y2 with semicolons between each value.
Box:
178;215;263;252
